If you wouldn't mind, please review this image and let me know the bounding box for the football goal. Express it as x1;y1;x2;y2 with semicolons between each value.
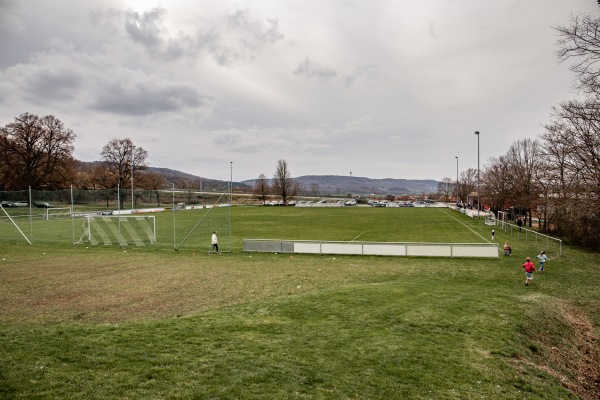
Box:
173;190;231;252
77;215;156;246
45;207;72;220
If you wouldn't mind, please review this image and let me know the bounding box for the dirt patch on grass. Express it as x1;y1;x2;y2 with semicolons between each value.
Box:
519;300;599;400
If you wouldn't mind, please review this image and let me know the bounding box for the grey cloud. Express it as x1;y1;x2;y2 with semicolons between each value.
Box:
125;8;164;48
227;9;283;49
294;58;337;80
342;64;378;86
120;7;283;65
2;61;83;106
24;67;83;102
124;8;197;61
212;126;332;154
92;78;209;116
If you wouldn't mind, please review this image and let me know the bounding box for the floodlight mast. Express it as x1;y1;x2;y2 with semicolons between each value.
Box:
230;161;233;254
455;156;459;206
475;131;480;217
131;144;135;211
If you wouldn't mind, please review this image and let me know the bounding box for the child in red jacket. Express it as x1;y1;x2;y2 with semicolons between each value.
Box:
522;257;535;286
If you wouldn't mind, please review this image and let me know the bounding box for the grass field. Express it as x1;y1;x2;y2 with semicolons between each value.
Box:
0;206;598;399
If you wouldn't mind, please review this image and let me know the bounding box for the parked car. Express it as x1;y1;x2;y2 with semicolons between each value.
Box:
35;202;54;208
0;201;16;208
14;201;28;207
288;200;297;206
344;200;357;206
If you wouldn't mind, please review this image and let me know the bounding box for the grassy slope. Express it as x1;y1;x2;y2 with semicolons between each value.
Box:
0;207;598;399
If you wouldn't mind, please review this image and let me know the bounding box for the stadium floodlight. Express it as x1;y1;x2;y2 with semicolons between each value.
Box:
475;131;480;216
131;144;135;211
455;156;458;206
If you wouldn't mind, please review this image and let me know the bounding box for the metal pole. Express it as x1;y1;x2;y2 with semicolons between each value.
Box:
131;144;135;211
229;161;233;253
455;156;458;206
29;186;33;242
172;182;176;250
475;131;480;217
71;185;75;244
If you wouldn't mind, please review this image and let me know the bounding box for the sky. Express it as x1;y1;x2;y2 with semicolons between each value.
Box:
0;0;597;182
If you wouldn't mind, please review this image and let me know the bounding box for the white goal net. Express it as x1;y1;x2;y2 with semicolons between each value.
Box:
78;215;156;246
46;207;72;220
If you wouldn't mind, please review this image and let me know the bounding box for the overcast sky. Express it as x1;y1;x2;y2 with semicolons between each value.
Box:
0;0;597;182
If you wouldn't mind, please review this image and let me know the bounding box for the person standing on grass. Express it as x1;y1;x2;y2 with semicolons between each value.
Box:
537;251;548;272
209;230;220;254
503;242;512;256
522;257;535;286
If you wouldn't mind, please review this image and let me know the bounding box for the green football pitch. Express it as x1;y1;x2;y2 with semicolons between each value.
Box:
0;206;494;251
1;206;595;399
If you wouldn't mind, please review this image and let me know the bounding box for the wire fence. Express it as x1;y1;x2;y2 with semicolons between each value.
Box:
495;219;562;256
0;187;232;251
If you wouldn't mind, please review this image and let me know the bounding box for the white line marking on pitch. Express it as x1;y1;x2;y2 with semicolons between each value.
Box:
351;232;365;242
440;209;491;243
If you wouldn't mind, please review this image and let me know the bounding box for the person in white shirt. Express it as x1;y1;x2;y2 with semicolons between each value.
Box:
537;251;548;272
209;230;220;254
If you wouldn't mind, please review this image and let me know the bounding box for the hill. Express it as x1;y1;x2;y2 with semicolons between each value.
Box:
243;175;439;196
77;162;438;195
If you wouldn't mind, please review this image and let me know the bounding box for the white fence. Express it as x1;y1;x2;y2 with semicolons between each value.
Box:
243;239;499;258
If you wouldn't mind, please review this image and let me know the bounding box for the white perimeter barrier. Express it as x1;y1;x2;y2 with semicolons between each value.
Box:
243;239;499;258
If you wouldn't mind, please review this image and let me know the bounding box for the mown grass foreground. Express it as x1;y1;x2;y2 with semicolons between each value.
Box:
0;207;598;399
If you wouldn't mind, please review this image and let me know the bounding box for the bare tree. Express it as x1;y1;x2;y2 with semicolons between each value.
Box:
100;138;148;208
310;183;319;197
541;100;600;249
272;159;294;205
253;173;270;203
437;177;453;202
139;171;168;206
482;155;512;217
555;13;600;96
459;168;478;206
0;113;76;190
496;139;543;226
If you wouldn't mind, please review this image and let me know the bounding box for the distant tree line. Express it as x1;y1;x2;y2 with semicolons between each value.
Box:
0;115;235;208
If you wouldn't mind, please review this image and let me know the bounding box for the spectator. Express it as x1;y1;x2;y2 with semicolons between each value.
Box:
503;242;512;256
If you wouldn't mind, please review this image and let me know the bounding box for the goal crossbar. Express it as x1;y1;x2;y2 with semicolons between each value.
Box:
78;215;156;246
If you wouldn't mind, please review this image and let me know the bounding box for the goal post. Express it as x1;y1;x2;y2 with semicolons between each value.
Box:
46;207;73;220
78;215;156;246
0;205;32;245
173;190;232;252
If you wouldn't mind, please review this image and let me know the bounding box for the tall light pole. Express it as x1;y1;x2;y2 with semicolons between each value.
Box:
474;131;480;216
455;156;459;206
131;144;135;211
229;161;233;254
